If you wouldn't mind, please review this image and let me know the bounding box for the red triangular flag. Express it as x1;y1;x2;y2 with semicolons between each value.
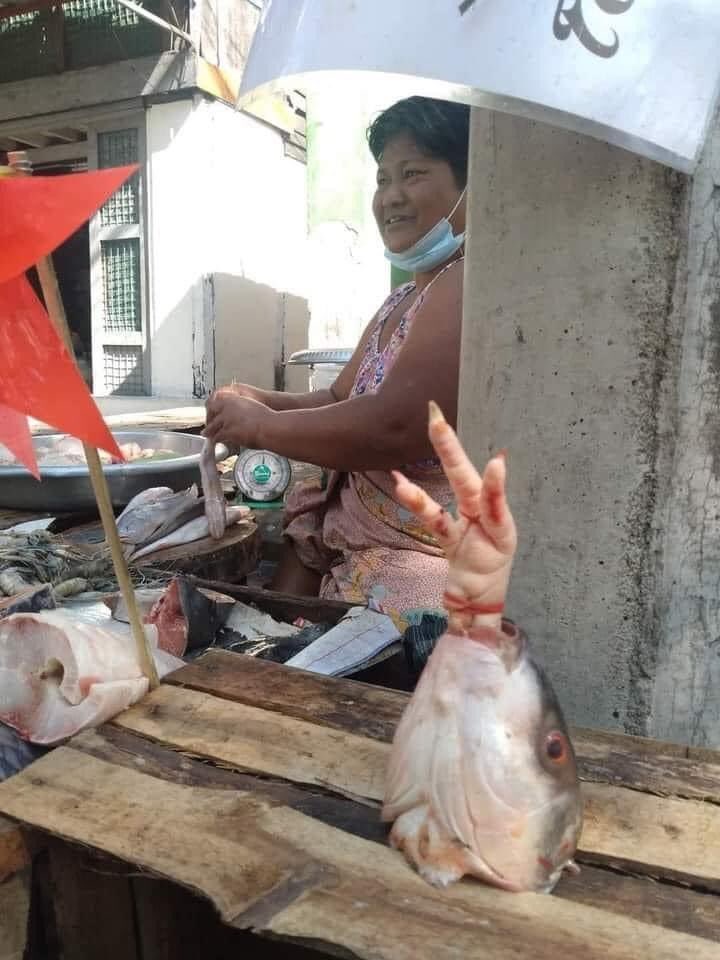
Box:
0;165;138;284
0;274;121;469
0;404;38;479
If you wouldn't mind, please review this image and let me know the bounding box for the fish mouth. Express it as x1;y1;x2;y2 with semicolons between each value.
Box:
467;619;526;670
477;860;524;893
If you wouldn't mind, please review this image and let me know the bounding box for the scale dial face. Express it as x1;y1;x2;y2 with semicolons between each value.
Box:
233;449;291;502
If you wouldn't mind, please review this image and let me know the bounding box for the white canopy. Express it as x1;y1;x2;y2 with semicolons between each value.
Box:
239;0;720;173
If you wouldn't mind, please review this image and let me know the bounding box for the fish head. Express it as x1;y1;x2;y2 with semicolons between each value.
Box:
459;621;583;892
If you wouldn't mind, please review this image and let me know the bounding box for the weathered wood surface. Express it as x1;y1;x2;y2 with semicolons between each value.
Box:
0;870;31;960
189;577;355;626
43;841;137;960
114;679;720;890
116;685;388;803
71;724;720;946
169;651;720;803
131;520;260;583
0;652;718;958
1;745;717;960
168;647;408;741
0;815;29;883
29;407;205;437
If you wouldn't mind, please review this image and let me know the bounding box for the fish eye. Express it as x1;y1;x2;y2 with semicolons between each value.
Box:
545;732;567;762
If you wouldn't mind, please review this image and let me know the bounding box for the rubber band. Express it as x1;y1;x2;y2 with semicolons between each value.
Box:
443;592;504;615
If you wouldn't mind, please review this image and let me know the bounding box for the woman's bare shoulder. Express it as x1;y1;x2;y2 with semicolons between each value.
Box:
413;259;464;323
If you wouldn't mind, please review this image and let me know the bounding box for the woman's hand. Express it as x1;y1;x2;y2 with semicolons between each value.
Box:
204;388;271;449
392;401;517;632
216;381;262;402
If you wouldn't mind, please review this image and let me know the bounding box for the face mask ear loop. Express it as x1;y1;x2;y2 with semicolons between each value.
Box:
447;185;468;224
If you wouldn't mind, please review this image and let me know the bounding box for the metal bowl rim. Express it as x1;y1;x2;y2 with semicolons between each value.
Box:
0;430;228;479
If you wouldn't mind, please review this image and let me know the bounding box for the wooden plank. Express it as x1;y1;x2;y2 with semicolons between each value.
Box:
131;521;260;583
79;725;387;843
100;409;205;433
114;684;388;804
575;726;720;802
190;577;355;626
0;870;30;960
0;747;716;960
579;782;720;889
131;873;325;960
76;725;720;944
113;683;720;889
0;815;29;882
44;839;139;960
22;847;61;960
168;652;720;802
557;865;720;943
30;406;205;435
167;649;407;742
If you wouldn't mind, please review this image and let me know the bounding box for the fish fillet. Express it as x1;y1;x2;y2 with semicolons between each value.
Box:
200;438;226;540
130;505;250;560
117;485;199;545
0;610;183;745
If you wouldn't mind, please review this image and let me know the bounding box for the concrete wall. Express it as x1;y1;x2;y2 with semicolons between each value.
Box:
211;274;310;393
304;82;436;351
459;108;720;746
650;116;720;746
304;87;389;350
145;95;308;397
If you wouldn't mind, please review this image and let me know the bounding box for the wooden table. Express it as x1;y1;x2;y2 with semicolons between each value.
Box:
0;653;718;959
30;407;206;437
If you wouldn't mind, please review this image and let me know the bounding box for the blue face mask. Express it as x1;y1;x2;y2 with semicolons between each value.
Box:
383;187;466;274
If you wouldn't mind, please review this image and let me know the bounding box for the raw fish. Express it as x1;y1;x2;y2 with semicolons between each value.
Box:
382;403;582;893
0;609;183;744
130;505;250;561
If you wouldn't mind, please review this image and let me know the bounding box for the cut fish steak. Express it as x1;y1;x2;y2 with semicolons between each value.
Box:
141;577;235;658
382;403;583;894
0;610;183;745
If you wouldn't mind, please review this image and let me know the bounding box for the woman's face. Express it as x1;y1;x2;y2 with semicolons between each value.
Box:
372;132;465;254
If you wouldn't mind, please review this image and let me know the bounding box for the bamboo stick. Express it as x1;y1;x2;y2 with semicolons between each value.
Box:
8;152;159;689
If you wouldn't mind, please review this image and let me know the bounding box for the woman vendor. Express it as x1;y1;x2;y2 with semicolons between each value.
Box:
204;95;469;630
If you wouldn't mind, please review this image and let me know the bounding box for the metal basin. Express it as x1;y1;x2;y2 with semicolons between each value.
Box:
0;431;228;513
286;348;354;366
286;348;353;393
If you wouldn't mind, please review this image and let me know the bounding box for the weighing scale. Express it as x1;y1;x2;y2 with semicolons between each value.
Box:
233;448;292;508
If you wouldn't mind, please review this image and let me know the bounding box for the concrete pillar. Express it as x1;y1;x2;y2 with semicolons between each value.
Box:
459;107;720;746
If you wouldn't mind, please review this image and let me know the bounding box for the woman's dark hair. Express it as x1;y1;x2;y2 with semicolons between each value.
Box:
367;96;471;187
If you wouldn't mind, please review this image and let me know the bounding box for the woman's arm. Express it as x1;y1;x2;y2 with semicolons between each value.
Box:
219;382;334;411
205;267;463;472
